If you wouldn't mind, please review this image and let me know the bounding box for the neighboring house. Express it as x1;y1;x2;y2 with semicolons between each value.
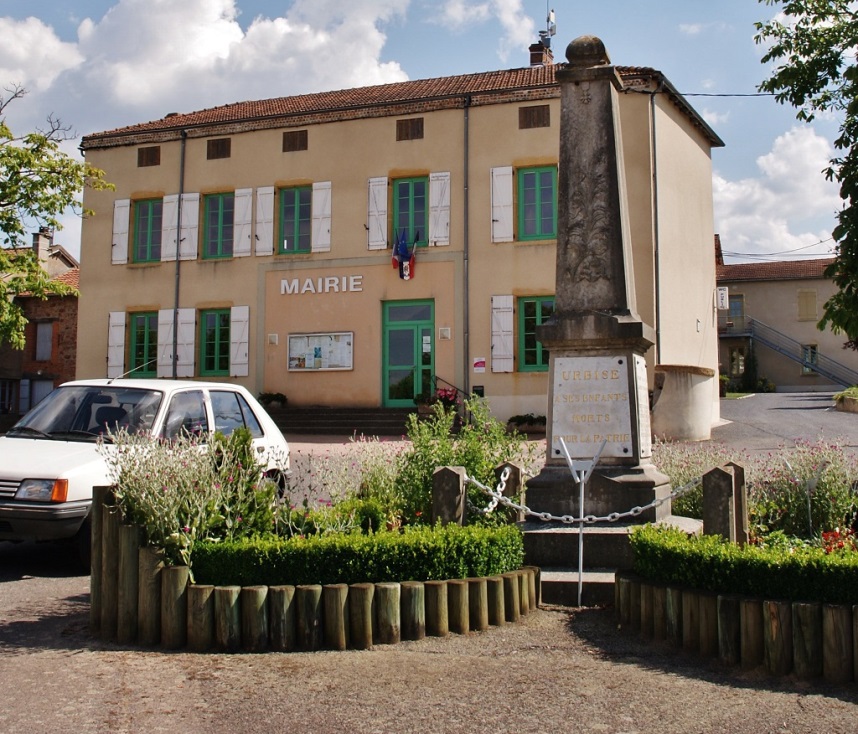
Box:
0;229;80;416
716;249;858;391
77;38;724;423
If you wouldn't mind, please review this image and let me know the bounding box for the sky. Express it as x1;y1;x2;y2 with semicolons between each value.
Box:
0;0;843;264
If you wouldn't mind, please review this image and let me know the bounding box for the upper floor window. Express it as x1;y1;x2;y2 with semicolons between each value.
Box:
396;118;424;141
35;322;53;361
204;193;235;259
137;146;161;167
283;130;308;152
797;289;818;321
518;296;554;371
394;177;428;247
130;312;157;377
133;199;163;263
207;138;231;160
518;166;557;240
200;309;231;376
519;105;550;129
279;187;312;253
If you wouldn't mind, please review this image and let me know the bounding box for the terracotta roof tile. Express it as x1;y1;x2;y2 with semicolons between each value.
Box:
716;258;834;283
50;268;79;290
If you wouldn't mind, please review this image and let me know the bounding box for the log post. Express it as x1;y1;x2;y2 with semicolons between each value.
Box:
517;570;530;616
161;565;189;650
629;578;641;632
717;595;741;666
681;589;699;653
792;601;822;680
467;578;489;632
651;585;667;641
502;573;520;624
401;581;426;641
100;506;120;641
854;605;858;684
740;598;764;669
269;585;297;652
375;582;401;645
616;573;631;628
425;580;449;637
665;587;683;647
214;585;241;652
763;600;793;676
447;579;470;634
348;583;374;650
487;576;505;627
241;585;269;652
187;584;214;652
322;584;349;651
639;582;654;639
116;523;140;645
137;546;163;646
698;592;718;658
296;584;323;651
89;486;110;634
526;566;539;610
822;603;854;684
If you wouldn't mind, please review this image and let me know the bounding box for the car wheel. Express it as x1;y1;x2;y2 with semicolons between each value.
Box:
264;469;289;500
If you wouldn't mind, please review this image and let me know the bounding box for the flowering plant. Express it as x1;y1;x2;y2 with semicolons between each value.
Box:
821;527;858;554
433;387;459;409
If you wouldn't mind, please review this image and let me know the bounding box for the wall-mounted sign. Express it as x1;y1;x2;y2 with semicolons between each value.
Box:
280;275;363;295
716;286;729;310
288;332;354;371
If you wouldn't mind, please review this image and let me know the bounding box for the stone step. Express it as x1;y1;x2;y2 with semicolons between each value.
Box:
538;568;616;607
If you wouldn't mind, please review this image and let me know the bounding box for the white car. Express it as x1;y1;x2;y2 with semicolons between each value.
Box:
0;379;290;570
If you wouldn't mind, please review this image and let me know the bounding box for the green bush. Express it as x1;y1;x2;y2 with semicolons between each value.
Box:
629;524;858;604
192;523;524;586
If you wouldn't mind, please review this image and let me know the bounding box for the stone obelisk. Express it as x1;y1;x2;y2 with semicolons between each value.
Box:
525;36;670;522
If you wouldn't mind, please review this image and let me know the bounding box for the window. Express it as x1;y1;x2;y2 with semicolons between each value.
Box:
798;289;818;321
282;130;308;152
726;295;745;331
204;193;235;259
519;105;550;129
207;138;231;160
137;146;160;167
35;322;53;361
801;344;818;375
393;177;428;247
518;296;554;371
518;166;557;240
279;187;312;253
130;312;157;377
133;199;163;262
211;390;264;438
729;346;746;377
200;309;231;376
163;390;209;440
396;118;424;141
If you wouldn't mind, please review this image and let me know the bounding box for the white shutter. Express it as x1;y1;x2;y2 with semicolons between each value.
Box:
491;295;514;373
179;193;199;261
18;379;30;414
311;181;332;253
107;311;126;378
176;308;196;377
491;166;514;243
157;309;175;377
161;195;179;261
112;199;130;265
230;305;250;377
429;171;450;246
233;188;253;257
367;177;388;250
255;186;275;256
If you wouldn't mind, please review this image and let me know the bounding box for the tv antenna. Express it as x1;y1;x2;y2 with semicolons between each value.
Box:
539;6;556;48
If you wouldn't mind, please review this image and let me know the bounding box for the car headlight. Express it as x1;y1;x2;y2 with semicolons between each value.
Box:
15;479;69;503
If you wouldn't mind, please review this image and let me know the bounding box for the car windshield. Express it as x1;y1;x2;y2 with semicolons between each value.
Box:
7;385;164;441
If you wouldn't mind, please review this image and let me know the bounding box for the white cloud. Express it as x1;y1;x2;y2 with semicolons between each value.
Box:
0;16;84;92
714;126;840;260
679;23;703;36
701;107;730;127
437;0;534;63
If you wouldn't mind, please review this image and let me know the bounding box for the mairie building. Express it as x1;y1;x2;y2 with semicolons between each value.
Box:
78;41;724;425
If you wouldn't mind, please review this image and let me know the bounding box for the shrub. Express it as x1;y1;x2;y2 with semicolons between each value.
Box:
192;523;525;586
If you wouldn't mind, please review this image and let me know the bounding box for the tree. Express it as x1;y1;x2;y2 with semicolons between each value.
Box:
0;85;110;348
755;0;858;348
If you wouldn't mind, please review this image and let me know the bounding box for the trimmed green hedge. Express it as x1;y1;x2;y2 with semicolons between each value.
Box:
192;524;524;587
630;525;858;605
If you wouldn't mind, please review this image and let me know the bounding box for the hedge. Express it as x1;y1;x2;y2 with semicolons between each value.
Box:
192;524;525;587
629;525;858;605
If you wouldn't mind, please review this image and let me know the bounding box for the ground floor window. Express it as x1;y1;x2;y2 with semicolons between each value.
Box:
729;346;746;377
801;344;818;375
518;296;554;371
200;309;231;376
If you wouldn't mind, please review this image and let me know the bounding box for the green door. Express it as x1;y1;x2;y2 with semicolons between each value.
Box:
383;300;434;407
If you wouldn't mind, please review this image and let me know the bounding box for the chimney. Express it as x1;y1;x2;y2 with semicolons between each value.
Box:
529;40;554;66
32;227;54;261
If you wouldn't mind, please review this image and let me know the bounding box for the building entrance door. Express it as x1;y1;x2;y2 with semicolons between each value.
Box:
382;300;434;407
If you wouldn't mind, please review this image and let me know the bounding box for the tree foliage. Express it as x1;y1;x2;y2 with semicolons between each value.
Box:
0;85;111;348
755;0;858;347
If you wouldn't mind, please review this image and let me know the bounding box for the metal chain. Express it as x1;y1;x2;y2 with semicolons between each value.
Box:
465;469;702;524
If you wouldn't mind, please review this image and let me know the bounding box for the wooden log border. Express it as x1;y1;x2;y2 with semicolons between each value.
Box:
615;572;858;683
91;507;539;654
